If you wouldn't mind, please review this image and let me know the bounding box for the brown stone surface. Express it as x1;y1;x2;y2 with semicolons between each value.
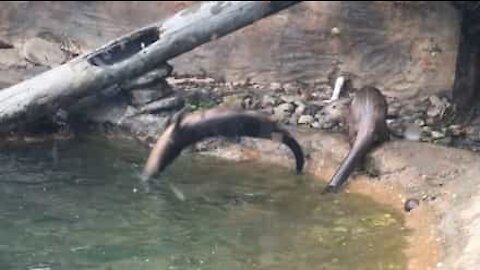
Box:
0;1;459;98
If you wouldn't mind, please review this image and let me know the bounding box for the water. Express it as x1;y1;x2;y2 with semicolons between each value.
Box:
0;136;408;270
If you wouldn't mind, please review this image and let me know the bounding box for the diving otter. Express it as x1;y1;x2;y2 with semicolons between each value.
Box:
323;86;389;193
142;107;305;181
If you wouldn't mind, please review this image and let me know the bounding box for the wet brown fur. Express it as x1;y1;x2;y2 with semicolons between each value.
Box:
324;86;389;193
142;107;305;180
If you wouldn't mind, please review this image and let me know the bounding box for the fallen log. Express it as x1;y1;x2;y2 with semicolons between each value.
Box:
0;1;301;132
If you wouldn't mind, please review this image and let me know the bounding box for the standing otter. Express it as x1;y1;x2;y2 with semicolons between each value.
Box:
142;107;305;181
323;86;389;193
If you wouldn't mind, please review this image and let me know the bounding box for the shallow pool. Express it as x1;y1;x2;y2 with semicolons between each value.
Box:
0;135;407;270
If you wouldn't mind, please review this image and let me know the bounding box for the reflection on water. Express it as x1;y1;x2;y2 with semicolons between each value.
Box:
0;136;407;270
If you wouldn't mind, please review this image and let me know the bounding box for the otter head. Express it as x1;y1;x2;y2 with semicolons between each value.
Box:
142;111;186;182
316;98;351;128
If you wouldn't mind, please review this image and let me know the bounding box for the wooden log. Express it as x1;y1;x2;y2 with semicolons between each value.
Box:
0;1;301;132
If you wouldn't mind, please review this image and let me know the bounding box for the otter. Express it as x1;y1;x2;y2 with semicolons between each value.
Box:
323;86;389;193
142;107;305;181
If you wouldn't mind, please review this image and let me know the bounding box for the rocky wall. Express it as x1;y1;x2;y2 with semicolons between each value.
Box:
0;1;459;99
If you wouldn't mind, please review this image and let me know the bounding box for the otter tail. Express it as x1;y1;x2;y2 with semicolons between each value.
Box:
323;129;375;193
274;128;305;174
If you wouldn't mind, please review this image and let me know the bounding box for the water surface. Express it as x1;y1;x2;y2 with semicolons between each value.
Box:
0;136;407;269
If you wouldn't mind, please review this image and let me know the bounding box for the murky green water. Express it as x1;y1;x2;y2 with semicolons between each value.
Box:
0;136;407;270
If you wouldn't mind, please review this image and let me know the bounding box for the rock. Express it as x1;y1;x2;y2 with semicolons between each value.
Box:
122;65;173;90
313;117;336;129
167;76;215;85
120;113;169;139
260;107;274;115
298;115;314;125
311;121;321;129
68;85;123;117
449;125;465;137
464;126;480;140
431;130;445;139
403;124;422;141
288;115;299;125
387;102;401;116
427;107;443;119
280;95;300;104
252;83;263;90
82;95;129;125
0;81;11;89
293;100;305;107
426;117;436;126
130;86;173;106
269;82;282;91
427;95;449;118
414;118;426;126
404;198;420;212
435;137;452;145
303;104;322;116
276;102;295;113
220;94;244;109
331;27;341;35
387;121;404;136
314;82;334;95
0;49;29;69
22;37;68;67
261;94;277;108
139;96;185;114
273;103;294;121
429;95;444;107
123;106;139;118
283;83;299;94
422;126;432;133
0;39;13;49
242;95;260;110
232;81;243;87
294;103;306;116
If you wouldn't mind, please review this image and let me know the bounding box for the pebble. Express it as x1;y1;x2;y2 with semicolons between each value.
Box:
414;118;426;126
269;82;282;91
262;95;277;107
311;121;321;129
298;115;314;125
294;104;306;116
275;102;294;112
273;103;294;121
283;83;297;93
22;37;68;67
331;27;341;35
431;130;445;139
448;125;464;136
404;198;420;212
280;95;299;103
0;39;13;49
404;124;422;141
